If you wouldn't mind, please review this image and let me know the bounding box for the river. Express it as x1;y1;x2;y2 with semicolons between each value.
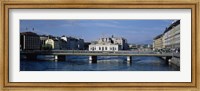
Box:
20;55;180;71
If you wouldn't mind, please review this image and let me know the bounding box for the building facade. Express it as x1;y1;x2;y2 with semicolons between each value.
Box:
152;20;180;52
61;36;84;50
20;32;40;50
60;39;68;50
39;35;49;50
111;36;129;50
45;38;60;50
163;20;180;50
153;34;163;50
89;36;128;51
77;39;84;50
89;44;119;51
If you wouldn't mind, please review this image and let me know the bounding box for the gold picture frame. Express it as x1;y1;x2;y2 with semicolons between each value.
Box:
0;0;199;91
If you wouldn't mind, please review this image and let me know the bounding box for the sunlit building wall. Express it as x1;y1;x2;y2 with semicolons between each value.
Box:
153;34;163;50
45;38;60;50
163;20;180;49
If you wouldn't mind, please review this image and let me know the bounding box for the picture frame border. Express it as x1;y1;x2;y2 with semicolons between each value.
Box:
0;0;199;91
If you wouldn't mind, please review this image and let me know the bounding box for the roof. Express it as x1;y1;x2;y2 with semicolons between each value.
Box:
20;32;39;36
61;35;83;40
153;34;163;40
40;35;48;37
164;20;180;33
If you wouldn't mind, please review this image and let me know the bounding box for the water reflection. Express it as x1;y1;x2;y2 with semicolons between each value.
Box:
20;56;180;71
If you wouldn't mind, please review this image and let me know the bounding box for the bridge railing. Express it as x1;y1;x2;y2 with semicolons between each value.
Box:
21;50;174;55
20;50;179;57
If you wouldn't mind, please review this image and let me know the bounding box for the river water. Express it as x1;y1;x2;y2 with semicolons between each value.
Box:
20;55;180;71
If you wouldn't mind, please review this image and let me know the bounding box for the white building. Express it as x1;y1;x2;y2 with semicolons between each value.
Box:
89;44;119;51
45;38;60;50
89;35;128;51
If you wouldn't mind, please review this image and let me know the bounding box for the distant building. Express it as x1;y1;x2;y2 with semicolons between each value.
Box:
111;35;129;50
60;39;68;50
40;35;68;50
45;38;60;50
89;44;120;51
153;34;163;50
163;20;180;50
147;44;153;49
131;44;153;51
61;36;84;50
84;42;91;50
89;35;128;51
78;39;84;50
39;35;49;50
20;32;40;50
128;44;138;50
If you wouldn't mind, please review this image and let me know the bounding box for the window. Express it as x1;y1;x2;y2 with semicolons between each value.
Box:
105;47;107;50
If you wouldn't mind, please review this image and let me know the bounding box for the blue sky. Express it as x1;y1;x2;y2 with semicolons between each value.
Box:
20;20;174;44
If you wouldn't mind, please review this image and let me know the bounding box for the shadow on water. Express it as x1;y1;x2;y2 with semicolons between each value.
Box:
20;55;180;71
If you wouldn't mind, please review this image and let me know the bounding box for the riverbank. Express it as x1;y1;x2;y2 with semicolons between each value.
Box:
169;57;180;67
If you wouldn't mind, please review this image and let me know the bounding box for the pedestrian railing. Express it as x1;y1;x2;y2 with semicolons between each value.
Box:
21;50;176;57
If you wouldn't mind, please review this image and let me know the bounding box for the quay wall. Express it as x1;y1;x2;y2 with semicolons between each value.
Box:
169;57;180;67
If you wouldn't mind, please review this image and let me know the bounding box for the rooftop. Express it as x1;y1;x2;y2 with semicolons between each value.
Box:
20;32;39;36
164;20;180;33
153;34;163;40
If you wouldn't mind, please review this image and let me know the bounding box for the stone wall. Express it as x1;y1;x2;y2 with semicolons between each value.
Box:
169;57;180;67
